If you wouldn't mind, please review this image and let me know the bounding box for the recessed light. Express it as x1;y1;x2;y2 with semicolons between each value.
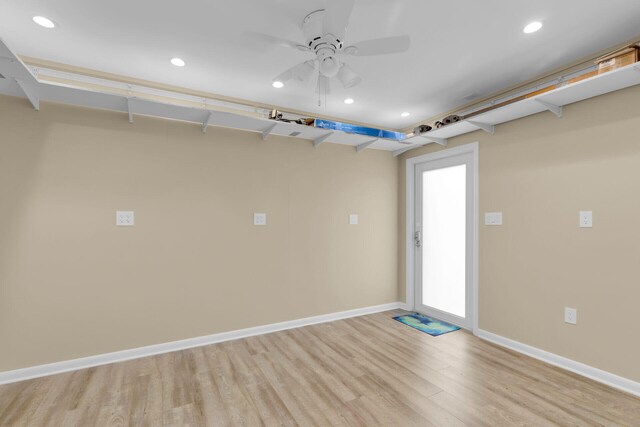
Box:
272;81;284;89
401;112;411;117
523;21;543;34
170;58;186;67
344;98;355;105
33;16;55;28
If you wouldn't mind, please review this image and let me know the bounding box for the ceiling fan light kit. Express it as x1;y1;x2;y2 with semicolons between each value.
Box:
337;63;362;88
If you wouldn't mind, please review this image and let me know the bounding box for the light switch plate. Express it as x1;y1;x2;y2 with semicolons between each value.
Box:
564;307;577;325
116;211;134;226
349;214;358;225
579;211;592;228
254;213;267;226
484;212;503;226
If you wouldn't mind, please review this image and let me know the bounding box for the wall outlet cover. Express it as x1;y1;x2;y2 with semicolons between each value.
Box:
484;212;503;226
116;211;134;226
579;211;593;228
349;214;358;225
564;307;577;325
254;213;267;226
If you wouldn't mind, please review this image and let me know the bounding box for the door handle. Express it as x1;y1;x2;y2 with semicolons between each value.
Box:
414;231;421;248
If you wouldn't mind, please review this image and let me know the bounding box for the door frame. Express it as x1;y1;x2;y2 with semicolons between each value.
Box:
405;142;479;335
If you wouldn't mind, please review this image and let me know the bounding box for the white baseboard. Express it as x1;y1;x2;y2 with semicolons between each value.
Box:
476;329;640;398
0;302;404;385
398;302;412;311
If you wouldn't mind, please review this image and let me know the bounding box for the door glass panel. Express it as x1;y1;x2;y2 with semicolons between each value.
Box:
422;164;466;317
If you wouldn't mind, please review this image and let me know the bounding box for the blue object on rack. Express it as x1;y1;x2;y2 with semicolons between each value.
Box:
314;119;407;141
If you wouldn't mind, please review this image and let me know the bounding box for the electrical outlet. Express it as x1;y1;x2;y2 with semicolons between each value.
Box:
349;214;358;225
579;211;592;228
253;213;267;226
484;212;503;226
116;211;134;226
564;307;577;325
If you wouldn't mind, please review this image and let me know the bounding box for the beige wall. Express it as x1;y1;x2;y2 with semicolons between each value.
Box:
0;95;399;371
399;85;640;382
3;80;640;384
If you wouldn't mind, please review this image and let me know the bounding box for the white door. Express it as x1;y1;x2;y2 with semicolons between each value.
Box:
414;150;475;329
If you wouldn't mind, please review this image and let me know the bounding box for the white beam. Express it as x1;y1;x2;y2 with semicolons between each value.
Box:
467;120;495;134
535;99;563;118
313;132;333;148
261;122;278;141
14;78;39;110
127;98;134;124
202;112;213;133
393;144;423;158
356;138;378;152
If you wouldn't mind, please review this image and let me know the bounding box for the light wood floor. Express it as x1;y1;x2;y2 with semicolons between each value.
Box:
1;310;639;426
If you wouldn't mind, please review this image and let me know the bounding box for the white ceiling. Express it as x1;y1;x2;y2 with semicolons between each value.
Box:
2;0;640;129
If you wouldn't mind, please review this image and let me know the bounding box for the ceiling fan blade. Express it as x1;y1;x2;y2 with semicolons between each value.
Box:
343;35;410;56
316;75;331;95
323;0;355;41
274;60;317;84
244;31;308;51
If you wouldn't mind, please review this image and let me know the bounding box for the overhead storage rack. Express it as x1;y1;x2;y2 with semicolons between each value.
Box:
0;38;409;153
2;37;640;156
397;62;640;156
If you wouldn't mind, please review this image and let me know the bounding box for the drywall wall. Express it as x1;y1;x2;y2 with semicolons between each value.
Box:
0;94;398;371
399;85;640;382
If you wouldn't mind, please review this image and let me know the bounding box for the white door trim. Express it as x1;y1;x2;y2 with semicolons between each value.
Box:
405;142;479;335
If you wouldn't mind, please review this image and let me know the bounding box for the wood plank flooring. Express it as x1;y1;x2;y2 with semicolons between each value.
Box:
1;310;639;426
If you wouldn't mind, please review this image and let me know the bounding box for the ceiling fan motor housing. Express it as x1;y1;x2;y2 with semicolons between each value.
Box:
303;10;343;78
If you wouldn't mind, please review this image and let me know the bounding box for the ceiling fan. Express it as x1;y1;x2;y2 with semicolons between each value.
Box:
246;0;410;97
